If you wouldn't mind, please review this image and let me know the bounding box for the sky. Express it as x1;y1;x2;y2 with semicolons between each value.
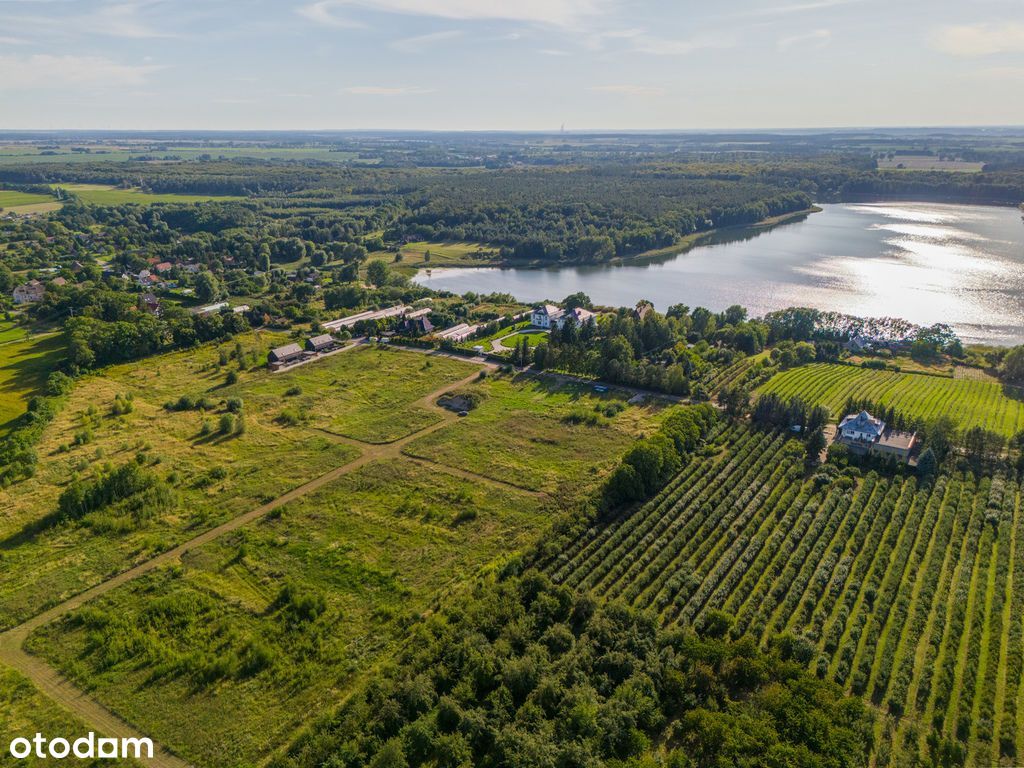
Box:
0;0;1023;130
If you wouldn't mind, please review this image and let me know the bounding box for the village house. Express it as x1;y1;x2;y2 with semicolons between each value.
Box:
267;343;303;370
633;301;654;322
305;334;336;353
13;280;45;304
140;292;161;316
836;410;917;463
153;262;173;274
530;304;564;329
401;314;434;336
50;276;68;287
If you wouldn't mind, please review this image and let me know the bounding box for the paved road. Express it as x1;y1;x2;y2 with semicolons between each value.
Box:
0;365;488;768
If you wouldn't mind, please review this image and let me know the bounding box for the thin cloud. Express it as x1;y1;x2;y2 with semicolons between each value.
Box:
931;22;1024;57
297;0;363;28
778;28;831;51
740;0;864;17
539;48;570;56
589;84;666;97
0;53;162;89
390;29;462;53
343;85;435;95
297;0;606;28
0;34;28;44
630;32;737;56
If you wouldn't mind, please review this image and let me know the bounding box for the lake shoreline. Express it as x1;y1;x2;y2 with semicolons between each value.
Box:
409;206;822;273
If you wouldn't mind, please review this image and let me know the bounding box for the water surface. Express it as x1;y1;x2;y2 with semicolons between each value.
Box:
413;203;1024;345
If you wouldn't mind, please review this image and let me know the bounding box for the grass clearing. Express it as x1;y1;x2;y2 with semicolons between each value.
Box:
0;332;64;433
758;362;1024;436
404;374;662;495
0;667;136;767
235;345;477;443
26;458;547;768
51;184;243;206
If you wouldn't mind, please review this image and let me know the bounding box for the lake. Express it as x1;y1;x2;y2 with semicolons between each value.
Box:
412;202;1024;346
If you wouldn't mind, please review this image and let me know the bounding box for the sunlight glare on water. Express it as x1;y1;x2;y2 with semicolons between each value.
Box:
413;202;1024;345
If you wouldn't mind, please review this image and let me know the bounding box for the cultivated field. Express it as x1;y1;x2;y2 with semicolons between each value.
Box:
759;363;1024;436
547;423;1024;767
0;190;61;215
877;156;984;172
51;184;244;205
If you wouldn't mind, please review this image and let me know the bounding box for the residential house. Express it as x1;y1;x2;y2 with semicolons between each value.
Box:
531;304;565;329
634;301;654;321
401;315;434;336
268;343;303;369
560;307;596;328
836;410;917;463
50;276;68;287
13;280;45;304
153;262;173;274
305;334;336;353
140;292;162;316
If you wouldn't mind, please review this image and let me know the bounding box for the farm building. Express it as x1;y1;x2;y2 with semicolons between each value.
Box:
305;334;336;353
12;280;45;304
435;323;479;343
268;343;303;369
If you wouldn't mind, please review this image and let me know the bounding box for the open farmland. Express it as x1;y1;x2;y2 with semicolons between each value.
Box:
26;457;547;768
547;423;1024;767
52;184;244;205
758;363;1024;436
0;189;61;215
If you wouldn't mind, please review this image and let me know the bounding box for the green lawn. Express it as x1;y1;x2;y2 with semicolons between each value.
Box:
758;362;1024;436
27;458;547;768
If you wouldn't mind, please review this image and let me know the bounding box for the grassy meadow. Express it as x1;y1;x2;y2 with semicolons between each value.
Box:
0;668;136;768
0;190;61;215
234;345;477;442
759;362;1024;436
404;374;663;496
52;184;244;206
0;332;64;433
25;456;548;767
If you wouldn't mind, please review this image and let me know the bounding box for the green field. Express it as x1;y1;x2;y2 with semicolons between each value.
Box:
27;458;546;768
404;374;661;495
547;424;1024;766
235;345;476;442
0;333;64;432
52;184;244;206
0;668;135;767
0;190;55;209
759;363;1024;436
0;190;61;215
0;146;364;165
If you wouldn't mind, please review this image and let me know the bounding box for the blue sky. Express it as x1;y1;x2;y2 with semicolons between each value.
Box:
1;0;1022;130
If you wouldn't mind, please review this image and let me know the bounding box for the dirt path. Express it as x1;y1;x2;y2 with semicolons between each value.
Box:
0;366;488;768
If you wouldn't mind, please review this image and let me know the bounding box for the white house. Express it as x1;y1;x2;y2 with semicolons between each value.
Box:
560;307;596;328
838;411;886;443
13;280;45;304
531;304;565;329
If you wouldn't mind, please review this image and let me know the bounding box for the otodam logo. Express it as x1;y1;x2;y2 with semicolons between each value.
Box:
8;733;154;760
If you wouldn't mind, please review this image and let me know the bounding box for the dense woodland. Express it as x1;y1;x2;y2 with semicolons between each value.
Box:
275;571;874;768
